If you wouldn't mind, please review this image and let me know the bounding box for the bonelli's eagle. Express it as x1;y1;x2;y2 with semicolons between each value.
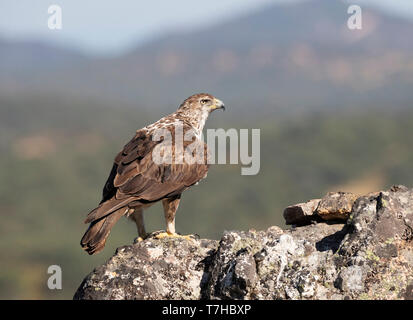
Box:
81;93;225;254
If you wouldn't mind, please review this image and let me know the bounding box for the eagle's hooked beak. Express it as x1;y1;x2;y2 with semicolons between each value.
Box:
212;98;225;111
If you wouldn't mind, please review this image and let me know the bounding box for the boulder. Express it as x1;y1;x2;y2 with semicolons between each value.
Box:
74;186;413;300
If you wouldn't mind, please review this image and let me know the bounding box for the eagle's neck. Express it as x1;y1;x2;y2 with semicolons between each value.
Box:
175;109;209;135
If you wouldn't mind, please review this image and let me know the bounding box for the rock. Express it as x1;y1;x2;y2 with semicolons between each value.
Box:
335;266;366;293
334;186;413;299
74;186;413;300
284;192;359;226
404;283;413;300
283;199;321;225
74;233;218;300
316;191;358;221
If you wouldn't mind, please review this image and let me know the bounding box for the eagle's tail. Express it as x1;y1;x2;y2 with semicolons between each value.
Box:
80;207;125;255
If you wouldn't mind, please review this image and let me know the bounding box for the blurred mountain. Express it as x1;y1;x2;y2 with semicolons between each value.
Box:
0;38;86;73
1;0;413;113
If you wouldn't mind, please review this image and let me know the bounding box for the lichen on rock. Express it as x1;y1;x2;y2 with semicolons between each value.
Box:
74;186;413;300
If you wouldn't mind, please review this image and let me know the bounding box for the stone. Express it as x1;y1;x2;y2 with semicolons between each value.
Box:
74;234;218;300
335;265;366;293
316;191;358;221
283;199;321;225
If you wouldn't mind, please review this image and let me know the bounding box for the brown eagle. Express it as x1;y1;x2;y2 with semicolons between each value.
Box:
81;93;225;254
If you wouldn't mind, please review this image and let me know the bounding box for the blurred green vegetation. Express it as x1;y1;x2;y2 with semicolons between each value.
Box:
0;94;412;299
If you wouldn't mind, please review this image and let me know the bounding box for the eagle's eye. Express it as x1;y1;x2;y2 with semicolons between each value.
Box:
200;99;210;105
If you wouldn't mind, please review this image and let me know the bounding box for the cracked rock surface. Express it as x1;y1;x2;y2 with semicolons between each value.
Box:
74;186;413;300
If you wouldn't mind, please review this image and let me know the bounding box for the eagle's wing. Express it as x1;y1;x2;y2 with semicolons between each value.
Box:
85;124;209;224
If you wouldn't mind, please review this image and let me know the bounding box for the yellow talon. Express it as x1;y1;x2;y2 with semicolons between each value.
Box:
154;232;193;241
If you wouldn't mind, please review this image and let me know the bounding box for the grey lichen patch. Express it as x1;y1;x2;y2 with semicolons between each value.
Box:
335;265;366;294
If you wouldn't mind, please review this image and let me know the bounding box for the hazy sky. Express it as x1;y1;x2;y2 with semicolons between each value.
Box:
0;0;412;56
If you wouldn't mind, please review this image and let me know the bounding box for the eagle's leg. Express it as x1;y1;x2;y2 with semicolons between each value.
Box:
129;208;147;241
155;196;192;240
163;197;180;234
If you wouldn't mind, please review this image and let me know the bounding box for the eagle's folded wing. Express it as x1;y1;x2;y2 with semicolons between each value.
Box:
85;126;209;224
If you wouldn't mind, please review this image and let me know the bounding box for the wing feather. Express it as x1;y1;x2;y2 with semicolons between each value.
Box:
89;123;209;223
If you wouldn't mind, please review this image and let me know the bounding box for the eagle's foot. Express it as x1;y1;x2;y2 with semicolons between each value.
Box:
133;232;149;243
154;232;194;241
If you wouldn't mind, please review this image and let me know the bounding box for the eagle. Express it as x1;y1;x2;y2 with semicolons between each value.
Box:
81;93;225;254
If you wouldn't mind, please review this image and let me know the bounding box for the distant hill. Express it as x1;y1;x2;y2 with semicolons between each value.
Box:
1;0;413;113
0;38;86;75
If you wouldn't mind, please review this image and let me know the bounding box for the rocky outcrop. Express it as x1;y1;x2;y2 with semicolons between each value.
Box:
283;191;358;226
74;186;413;300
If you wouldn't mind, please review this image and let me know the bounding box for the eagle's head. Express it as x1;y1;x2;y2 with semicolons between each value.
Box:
176;93;225;131
178;93;225;114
